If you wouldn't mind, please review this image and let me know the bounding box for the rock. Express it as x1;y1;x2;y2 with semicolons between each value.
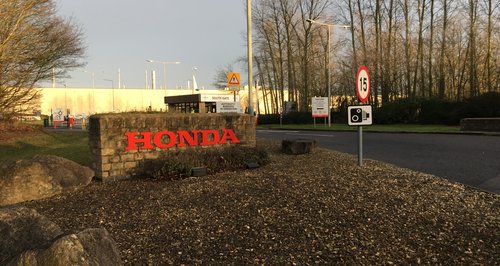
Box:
8;228;122;266
190;167;207;177
281;139;316;155
0;155;95;206
0;206;63;265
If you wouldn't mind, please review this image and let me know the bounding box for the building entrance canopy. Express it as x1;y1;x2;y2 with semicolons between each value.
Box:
164;93;241;113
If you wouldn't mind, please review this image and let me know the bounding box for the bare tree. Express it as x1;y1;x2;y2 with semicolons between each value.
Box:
211;64;235;89
413;0;426;98
279;0;300;105
380;0;396;104
347;0;358;69
427;0;435;97
251;0;499;110
482;0;498;93
467;0;479;97
402;0;412;98
0;0;85;119
372;0;382;106
437;0;449;99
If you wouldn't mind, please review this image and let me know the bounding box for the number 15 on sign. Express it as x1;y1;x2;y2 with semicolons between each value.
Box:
356;66;371;103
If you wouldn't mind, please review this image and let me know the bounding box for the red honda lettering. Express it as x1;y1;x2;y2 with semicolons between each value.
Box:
219;128;241;144
178;130;200;147
125;132;154;150
153;130;177;149
200;130;220;146
125;128;241;150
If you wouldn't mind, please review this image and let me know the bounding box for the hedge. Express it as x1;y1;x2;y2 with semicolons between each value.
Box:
257;92;500;125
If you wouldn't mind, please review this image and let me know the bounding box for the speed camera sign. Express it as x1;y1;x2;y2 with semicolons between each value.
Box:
356;66;370;103
348;105;372;126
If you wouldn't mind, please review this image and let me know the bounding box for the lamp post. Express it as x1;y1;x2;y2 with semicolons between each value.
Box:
84;70;95;88
192;67;198;94
146;60;181;92
247;0;253;115
103;79;114;112
306;19;350;127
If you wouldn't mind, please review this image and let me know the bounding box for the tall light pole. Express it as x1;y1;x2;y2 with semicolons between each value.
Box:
247;0;253;115
191;67;198;94
84;70;95;88
306;19;350;127
146;60;181;92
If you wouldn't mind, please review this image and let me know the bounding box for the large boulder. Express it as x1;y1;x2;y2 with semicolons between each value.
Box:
0;155;94;206
0;206;122;266
0;206;63;265
8;228;122;266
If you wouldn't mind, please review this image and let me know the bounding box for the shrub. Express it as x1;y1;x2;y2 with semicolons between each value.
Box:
257;112;315;124
136;145;269;181
418;98;463;125
283;112;314;124
374;98;421;124
257;114;281;124
459;92;500;118
259;92;500;125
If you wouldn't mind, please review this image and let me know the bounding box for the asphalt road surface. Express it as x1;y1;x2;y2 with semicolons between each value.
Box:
257;129;500;194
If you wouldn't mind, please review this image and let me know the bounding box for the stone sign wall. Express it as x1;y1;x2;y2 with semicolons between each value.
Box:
88;113;256;182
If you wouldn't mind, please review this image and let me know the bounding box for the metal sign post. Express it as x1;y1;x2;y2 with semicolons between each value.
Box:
353;66;371;167
227;72;241;104
348;105;372;165
358;126;363;166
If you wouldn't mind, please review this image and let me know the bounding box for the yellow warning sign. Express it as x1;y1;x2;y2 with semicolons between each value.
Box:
227;72;240;87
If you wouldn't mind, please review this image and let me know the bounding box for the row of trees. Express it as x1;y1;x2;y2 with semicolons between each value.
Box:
249;0;499;114
0;0;85;119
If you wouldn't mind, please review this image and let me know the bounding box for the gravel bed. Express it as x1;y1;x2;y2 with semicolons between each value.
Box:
22;140;499;265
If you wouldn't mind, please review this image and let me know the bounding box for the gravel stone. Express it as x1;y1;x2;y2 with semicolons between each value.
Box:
21;140;500;265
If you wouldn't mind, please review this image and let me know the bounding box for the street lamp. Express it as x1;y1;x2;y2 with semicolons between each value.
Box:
306;18;350;127
103;79;114;112
192;67;198;94
247;0;253;115
146;59;181;91
83;70;95;88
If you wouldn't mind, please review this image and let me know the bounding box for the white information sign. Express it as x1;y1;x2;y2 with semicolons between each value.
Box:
52;107;64;122
312;97;328;118
200;94;239;102
216;101;242;113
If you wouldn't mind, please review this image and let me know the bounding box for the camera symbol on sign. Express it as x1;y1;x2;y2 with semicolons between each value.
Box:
350;108;370;123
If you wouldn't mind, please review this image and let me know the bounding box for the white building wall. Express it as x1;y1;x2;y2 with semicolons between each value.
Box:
39;86;285;116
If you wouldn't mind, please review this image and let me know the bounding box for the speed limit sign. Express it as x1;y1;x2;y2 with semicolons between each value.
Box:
356;66;370;103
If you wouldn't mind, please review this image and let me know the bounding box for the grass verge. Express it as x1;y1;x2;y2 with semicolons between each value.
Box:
260;123;462;133
0;128;91;166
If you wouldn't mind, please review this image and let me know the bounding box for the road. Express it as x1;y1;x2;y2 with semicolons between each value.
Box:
257;129;500;194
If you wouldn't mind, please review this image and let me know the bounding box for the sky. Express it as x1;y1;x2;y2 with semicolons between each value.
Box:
51;0;248;89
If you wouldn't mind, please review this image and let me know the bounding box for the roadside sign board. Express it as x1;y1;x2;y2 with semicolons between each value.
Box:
227;72;240;85
200;94;239;102
227;72;240;91
348;105;373;126
52;107;64;122
312;97;328;118
216;101;242;113
356;66;371;103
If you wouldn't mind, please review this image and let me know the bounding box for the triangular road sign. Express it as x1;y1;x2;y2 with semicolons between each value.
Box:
227;72;240;86
229;74;239;84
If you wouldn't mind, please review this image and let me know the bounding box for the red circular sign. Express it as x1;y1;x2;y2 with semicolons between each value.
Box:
356;66;371;103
